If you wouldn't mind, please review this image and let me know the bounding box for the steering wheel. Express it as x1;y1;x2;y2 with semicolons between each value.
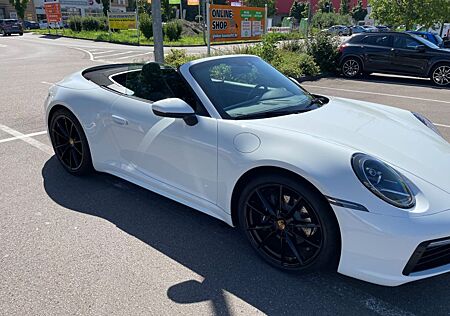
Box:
247;84;268;100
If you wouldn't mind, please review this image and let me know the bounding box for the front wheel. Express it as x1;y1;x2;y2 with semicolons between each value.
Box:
49;109;93;175
238;174;340;273
431;64;450;86
19;32;23;36
341;58;362;78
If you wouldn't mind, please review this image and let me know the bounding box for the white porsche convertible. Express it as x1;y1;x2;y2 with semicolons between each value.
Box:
45;55;450;286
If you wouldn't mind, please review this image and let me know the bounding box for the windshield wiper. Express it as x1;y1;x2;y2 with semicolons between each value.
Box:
234;108;312;120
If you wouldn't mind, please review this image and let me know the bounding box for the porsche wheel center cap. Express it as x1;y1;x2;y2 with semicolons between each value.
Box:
276;219;286;231
69;138;74;146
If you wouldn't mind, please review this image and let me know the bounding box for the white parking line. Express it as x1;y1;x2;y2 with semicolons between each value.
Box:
92;50;115;55
115;52;152;60
70;47;108;63
435;123;450;128
41;81;54;85
98;51;135;58
0;130;47;143
0;44;7;47
302;84;450;105
0;124;52;154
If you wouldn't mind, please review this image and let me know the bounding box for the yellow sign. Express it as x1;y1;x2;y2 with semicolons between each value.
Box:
209;4;265;42
108;12;136;30
188;0;199;5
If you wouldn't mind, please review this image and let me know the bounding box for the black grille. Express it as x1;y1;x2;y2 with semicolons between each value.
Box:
403;237;450;276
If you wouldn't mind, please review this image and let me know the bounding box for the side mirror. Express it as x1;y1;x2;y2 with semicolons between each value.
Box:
152;98;198;126
416;44;426;52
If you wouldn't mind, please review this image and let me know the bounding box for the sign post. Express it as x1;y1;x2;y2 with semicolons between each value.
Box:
206;1;211;56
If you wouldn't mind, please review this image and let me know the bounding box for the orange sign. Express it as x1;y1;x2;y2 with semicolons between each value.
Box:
209;4;265;42
44;1;62;23
188;0;199;5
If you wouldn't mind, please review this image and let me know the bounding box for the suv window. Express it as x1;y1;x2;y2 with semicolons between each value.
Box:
362;35;392;47
394;36;421;49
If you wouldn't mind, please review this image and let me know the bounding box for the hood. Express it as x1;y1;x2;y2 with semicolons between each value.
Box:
250;97;450;194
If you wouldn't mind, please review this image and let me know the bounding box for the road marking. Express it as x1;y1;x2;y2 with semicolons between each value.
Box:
92;50;115;55
302;84;450;105
98;51;135;58
41;81;54;85
70;46;108;63
115;52;152;60
0;131;47;143
0;44;7;47
435;123;450;128
0;124;52;154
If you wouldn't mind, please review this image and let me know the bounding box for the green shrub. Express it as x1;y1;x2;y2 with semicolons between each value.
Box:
139;13;153;39
231;36;280;63
164;20;182;41
97;16;108;31
274;51;320;78
280;39;307;53
68;16;82;32
312;12;350;29
306;32;340;73
82;16;100;31
165;49;198;68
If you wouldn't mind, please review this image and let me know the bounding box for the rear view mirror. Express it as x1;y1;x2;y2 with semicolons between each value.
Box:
152;98;198;126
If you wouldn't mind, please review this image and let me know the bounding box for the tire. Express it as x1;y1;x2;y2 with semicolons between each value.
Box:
430;63;450;86
238;174;340;273
2;30;6;36
49;108;93;175
341;57;362;78
19;32;23;36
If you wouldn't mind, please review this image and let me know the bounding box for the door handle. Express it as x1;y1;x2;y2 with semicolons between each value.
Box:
112;115;128;126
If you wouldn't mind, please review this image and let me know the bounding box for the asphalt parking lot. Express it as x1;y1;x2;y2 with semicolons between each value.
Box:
1;34;450;316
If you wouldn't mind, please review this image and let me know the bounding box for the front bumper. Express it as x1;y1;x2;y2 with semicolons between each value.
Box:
333;205;450;286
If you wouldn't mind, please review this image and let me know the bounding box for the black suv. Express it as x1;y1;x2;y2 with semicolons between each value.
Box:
0;19;24;36
338;32;450;86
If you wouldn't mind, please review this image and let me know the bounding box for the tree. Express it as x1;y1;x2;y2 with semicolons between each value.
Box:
95;0;110;16
370;0;449;30
339;0;349;15
317;0;333;13
245;0;276;16
289;1;308;21
9;0;29;20
351;0;367;22
139;12;153;39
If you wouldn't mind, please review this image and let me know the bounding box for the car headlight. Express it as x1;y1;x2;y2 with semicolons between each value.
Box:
412;112;442;137
352;153;415;209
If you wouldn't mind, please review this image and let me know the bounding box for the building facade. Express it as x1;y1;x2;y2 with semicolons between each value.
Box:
0;0;37;20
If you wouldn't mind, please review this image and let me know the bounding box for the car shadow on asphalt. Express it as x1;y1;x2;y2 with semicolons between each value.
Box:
42;156;450;315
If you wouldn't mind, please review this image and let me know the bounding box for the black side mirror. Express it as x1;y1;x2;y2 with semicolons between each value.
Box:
152;98;198;126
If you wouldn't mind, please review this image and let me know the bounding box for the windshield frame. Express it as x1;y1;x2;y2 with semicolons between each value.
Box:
184;55;317;120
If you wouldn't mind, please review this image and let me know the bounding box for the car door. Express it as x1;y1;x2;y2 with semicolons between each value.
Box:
360;34;393;72
109;65;218;204
390;35;430;75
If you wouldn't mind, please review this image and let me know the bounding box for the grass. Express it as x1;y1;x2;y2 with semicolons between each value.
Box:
33;28;310;47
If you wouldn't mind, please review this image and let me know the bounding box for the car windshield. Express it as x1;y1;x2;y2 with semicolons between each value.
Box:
410;34;440;49
189;56;318;119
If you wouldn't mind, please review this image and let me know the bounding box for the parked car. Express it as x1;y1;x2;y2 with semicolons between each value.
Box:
323;25;352;36
45;55;450;286
375;25;390;32
407;31;445;48
362;25;379;32
39;20;62;29
351;25;367;34
338;32;450;86
23;20;40;30
0;19;23;36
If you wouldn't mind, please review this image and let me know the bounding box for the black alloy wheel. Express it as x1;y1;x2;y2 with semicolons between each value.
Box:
342;58;361;78
431;64;450;86
50;109;93;175
238;175;340;272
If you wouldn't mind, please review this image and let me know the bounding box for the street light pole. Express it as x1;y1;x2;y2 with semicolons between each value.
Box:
152;0;164;63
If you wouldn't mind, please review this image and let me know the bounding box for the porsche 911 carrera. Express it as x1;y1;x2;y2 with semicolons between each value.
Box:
45;55;450;286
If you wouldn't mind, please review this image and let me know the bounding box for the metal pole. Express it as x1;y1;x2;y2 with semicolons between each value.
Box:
206;1;210;56
264;3;267;34
307;0;312;37
152;0;164;63
136;9;140;46
180;0;183;19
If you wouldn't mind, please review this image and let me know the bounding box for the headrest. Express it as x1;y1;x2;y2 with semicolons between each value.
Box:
141;62;162;80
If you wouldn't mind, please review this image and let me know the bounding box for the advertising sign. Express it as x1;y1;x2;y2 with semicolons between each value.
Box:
108;12;137;30
187;0;199;6
43;0;62;23
208;4;266;42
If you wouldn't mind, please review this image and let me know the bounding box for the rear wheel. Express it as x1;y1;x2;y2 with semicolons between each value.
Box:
238;174;340;273
49;109;93;175
341;57;362;78
19;32;23;36
431;64;450;86
2;30;5;36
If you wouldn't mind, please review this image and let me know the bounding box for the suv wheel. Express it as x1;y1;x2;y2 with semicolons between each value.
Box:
431;64;450;86
2;30;6;36
341;58;362;78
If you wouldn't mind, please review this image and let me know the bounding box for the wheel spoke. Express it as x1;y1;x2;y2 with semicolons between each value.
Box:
292;223;321;229
285;234;303;264
247;224;273;231
256;189;276;217
72;145;82;155
289;231;321;248
69;121;74;138
280;232;285;266
278;185;283;213
55;122;69;139
247;203;270;218
71;149;80;167
257;231;276;249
